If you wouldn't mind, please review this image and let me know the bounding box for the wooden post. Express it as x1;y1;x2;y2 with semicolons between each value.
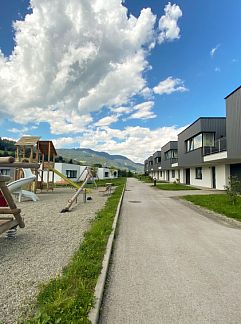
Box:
0;176;25;232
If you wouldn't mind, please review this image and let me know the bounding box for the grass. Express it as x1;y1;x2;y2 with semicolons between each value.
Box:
154;183;199;190
22;177;126;323
182;194;241;221
136;175;153;183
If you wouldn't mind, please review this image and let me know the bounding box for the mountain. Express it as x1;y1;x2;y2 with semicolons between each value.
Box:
57;148;143;173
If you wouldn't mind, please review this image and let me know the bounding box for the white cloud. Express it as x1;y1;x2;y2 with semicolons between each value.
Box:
153;76;188;95
158;2;182;44
52;124;186;163
110;106;133;114
0;0;160;133
128;101;156;120
210;44;220;57
95;115;119;127
214;67;221;72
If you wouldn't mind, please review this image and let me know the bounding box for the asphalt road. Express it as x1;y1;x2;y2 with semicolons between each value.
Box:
99;178;241;324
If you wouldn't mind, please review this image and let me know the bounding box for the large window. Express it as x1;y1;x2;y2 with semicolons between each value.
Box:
66;170;77;178
186;133;215;152
195;167;202;179
155;157;161;163
203;133;215;146
164;150;177;160
172;170;175;178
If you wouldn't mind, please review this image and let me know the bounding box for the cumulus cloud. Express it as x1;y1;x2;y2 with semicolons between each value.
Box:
158;2;182;44
153;76;188;95
128;101;156;120
210;44;220;57
95;115;119;127
0;0;158;130
0;1;185;135
53;124;186;162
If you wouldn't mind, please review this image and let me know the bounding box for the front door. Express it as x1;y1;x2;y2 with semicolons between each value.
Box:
186;168;190;185
211;166;216;188
167;170;170;182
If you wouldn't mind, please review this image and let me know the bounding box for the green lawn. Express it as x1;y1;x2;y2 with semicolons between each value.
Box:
154;183;199;191
182;194;241;221
23;178;126;323
137;175;153;183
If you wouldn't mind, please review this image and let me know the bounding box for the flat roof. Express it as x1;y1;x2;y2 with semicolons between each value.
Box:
177;117;226;136
224;85;241;99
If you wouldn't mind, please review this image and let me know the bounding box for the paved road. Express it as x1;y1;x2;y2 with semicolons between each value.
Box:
99;178;241;324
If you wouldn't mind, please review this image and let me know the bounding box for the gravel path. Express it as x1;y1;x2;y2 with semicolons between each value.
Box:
0;187;108;324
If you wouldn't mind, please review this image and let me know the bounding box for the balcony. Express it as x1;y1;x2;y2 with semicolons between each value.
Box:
203;137;227;156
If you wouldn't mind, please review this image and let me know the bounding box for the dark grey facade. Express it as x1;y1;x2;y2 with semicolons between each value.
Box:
147;155;154;173
153;151;161;172
178;117;226;167
161;141;178;170
226;86;241;159
144;159;148;174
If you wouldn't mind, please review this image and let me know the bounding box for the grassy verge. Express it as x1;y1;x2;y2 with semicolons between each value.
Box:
23;177;126;323
182;194;241;221
154;183;199;190
136;175;153;183
54;177;124;189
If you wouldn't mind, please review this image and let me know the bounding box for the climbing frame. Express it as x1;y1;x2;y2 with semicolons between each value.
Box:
0;175;25;235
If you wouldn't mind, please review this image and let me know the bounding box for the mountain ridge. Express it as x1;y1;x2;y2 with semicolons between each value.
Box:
57;148;143;173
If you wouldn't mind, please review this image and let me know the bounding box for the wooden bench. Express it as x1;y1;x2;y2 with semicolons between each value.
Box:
0;175;25;236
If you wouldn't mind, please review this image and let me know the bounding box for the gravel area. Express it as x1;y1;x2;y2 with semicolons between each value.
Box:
0;187;108;324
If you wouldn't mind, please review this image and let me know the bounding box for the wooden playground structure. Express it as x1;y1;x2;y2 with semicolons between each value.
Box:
0;157;26;237
61;167;97;213
15;136;57;191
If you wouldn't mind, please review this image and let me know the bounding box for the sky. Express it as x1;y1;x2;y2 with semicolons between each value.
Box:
0;0;241;163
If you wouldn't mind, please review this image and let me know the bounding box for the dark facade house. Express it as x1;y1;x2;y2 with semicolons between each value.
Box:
178;117;226;167
147;156;154;174
153;151;161;173
144;159;149;174
143;84;241;190
161;141;178;169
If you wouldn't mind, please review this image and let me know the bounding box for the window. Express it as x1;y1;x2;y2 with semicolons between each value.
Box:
203;133;215;146
0;169;10;176
160;171;162;177
186;133;215;152
66;170;77;178
164;150;177;160
172;170;175;178
195;167;202;179
105;172;109;177
155;157;161;163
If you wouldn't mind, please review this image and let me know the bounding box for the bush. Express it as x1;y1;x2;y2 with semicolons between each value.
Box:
225;176;241;205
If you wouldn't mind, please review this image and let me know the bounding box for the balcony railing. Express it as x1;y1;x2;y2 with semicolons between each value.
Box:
203;137;227;156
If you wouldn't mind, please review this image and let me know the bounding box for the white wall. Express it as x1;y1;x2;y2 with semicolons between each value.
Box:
189;164;229;190
190;167;211;188
97;167;118;180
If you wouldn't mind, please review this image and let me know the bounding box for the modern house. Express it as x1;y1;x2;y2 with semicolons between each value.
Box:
97;167;118;180
144;84;241;190
41;163;118;183
160;141;178;182
152;151;161;179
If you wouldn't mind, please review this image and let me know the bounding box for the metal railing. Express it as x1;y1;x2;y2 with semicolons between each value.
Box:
203;137;227;156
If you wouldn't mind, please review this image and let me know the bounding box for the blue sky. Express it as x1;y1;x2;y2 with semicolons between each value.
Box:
0;0;241;162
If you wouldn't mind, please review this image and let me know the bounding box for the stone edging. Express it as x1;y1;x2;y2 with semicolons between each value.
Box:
88;183;126;324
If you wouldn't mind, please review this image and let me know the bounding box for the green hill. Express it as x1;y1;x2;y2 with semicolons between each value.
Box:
57;148;143;173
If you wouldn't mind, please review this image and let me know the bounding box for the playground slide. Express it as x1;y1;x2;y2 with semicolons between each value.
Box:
50;168;80;189
7;169;39;202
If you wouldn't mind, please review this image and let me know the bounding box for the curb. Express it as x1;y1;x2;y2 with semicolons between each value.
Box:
88;183;126;324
